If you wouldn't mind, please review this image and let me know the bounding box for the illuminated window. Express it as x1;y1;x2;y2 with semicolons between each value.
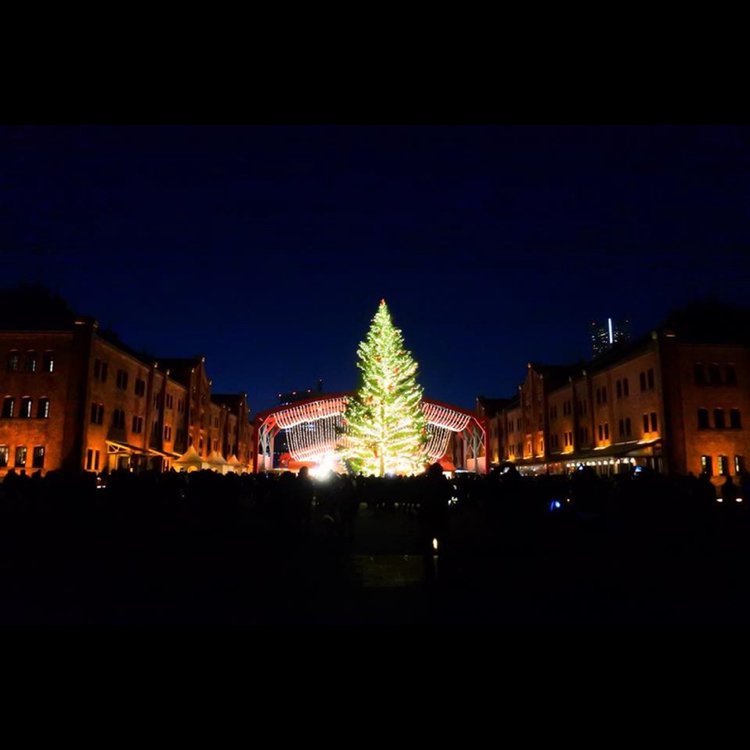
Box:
43;351;55;373
38;398;50;419
718;455;729;476
15;446;27;468
2;397;15;418
20;397;32;418
726;365;738;385
650;412;657;431
701;455;713;476
25;351;37;372
697;409;709;429
0;446;8;467
714;409;725;429
736;456;745;474
8;351;19;372
694;364;706;385
32;446;45;469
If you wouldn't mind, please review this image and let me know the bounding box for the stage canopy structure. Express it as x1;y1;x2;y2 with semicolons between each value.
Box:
253;393;488;474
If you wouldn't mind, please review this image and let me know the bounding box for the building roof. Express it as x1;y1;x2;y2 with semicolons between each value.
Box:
211;393;245;408
0;283;78;330
476;396;511;417
158;357;204;385
528;362;584;390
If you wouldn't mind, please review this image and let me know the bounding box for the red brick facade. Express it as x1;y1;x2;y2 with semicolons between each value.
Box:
0;319;252;477
483;330;750;491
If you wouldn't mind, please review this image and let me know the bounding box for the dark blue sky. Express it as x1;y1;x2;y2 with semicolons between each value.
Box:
2;125;748;412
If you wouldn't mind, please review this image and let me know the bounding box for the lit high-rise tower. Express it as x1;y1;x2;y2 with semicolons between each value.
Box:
590;318;632;357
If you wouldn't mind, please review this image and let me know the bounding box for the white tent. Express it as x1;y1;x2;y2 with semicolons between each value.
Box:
173;445;208;472
207;451;231;475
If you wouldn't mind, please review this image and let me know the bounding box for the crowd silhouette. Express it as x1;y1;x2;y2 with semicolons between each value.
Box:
1;462;749;624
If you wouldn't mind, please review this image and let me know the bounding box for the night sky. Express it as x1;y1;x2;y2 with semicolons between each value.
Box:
2;125;748;413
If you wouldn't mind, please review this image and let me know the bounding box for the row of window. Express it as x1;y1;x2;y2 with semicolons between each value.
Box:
639;368;655;392
2;396;50;419
701;454;745;477
695;363;738;387
546;375;645;422
615;378;630;399
85;449;101;471
89;402;179;441
697;408;742;430
93;362;183;411
186;435;220;453
0;445;45;469
643;412;658;434
7;351;55;373
154;393;182;411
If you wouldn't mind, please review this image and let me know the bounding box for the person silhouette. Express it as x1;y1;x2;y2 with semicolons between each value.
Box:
721;474;738;504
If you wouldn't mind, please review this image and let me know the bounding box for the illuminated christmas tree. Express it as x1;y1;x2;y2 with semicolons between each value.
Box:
341;299;429;476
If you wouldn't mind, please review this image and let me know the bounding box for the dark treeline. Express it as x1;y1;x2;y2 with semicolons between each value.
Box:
1;464;750;624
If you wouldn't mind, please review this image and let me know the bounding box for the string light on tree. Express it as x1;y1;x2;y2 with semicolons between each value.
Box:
340;299;429;476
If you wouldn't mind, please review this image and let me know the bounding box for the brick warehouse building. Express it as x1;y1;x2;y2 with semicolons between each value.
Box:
0;289;252;477
478;306;750;493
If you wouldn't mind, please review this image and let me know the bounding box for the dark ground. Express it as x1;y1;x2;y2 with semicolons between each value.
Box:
2;496;750;626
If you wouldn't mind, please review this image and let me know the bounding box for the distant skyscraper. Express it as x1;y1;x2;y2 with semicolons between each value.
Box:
591;318;631;357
